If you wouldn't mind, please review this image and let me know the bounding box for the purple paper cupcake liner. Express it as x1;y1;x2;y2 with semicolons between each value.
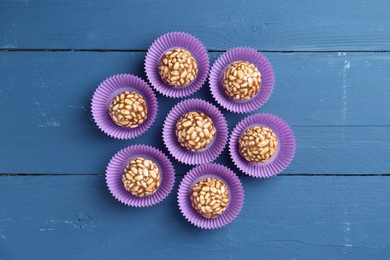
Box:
229;114;296;178
178;163;244;229
145;32;210;98
209;47;275;113
91;74;158;140
106;145;175;207
163;99;228;165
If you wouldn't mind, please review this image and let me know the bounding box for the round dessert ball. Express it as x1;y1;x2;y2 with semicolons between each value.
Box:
190;177;229;218
159;48;198;87
175;111;216;152
239;126;279;163
122;157;161;197
109;91;148;128
222;61;261;100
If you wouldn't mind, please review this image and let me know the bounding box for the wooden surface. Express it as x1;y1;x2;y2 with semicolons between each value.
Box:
0;0;389;259
1;176;390;259
2;0;390;51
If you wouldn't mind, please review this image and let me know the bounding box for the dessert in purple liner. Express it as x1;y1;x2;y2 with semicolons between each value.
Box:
230;113;296;178
178;163;244;229
209;47;274;113
91;74;157;140
163;99;228;165
145;32;209;98
106;145;175;207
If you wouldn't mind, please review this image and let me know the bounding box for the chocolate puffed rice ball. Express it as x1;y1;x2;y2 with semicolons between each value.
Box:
122;157;161;197
109;91;148;128
222;61;261;100
239;126;279;163
190;177;229;218
159;48;198;87
175;111;216;152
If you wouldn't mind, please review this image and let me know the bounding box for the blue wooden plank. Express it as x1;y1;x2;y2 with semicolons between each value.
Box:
0;175;389;259
1;51;389;128
1;126;389;175
0;51;389;174
1;0;390;50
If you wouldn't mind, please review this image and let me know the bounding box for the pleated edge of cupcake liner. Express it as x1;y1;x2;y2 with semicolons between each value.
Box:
162;98;229;165
91;73;158;140
105;144;176;207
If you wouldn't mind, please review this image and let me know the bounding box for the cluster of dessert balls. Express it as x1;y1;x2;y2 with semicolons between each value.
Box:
106;48;278;220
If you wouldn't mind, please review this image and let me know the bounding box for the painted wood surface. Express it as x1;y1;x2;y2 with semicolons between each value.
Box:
0;176;389;259
0;52;389;174
1;0;390;51
1;0;389;259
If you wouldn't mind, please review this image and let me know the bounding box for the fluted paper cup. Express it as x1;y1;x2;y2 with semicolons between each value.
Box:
91;74;158;140
106;145;175;207
229;114;295;178
209;47;274;113
145;32;209;98
163;99;228;165
178;163;244;229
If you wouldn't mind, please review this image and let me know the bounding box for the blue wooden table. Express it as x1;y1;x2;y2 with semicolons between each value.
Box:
1;1;390;259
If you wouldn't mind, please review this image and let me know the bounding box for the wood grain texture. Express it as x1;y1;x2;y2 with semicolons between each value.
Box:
0;51;389;175
1;0;389;259
1;0;390;50
2;51;389;128
0;175;389;259
1;126;389;175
